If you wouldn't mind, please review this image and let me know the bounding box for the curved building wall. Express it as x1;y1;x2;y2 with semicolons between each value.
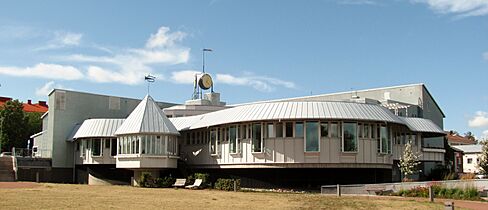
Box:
180;119;425;169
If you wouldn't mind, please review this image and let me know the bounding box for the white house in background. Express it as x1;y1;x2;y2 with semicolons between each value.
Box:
27;79;447;188
453;144;483;174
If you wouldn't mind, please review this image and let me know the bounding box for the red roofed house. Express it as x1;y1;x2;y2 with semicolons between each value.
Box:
446;131;477;146
0;97;48;113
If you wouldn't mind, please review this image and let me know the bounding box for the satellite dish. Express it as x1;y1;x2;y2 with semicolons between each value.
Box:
198;73;213;90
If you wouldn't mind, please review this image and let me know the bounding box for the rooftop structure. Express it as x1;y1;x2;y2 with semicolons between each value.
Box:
0;96;48;113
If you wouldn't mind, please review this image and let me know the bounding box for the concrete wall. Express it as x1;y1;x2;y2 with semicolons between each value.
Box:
45;89;176;168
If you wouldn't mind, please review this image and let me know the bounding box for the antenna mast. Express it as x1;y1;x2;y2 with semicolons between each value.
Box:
144;75;155;95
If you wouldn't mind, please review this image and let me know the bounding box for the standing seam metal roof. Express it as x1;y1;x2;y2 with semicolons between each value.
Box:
170;101;406;130
115;95;179;135
72;119;125;139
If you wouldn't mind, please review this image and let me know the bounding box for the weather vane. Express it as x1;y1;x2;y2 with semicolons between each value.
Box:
144;74;156;94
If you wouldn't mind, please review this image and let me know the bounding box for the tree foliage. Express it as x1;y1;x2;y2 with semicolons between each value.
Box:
0;100;28;151
399;141;421;180
0;100;43;152
478;140;488;175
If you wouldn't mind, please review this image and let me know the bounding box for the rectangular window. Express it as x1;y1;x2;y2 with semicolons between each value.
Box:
267;123;274;138
364;124;371;138
380;126;388;154
468;158;472;164
330;123;338;138
186;133;190;145
210;129;217;155
105;139;110;149
229;126;237;153
285;122;293;137
111;138;117;156
342;122;358;152
305;122;319;152
358;123;363;138
295;122;304;138
80;140;86;157
252;123;262;153
320;122;328;138
275;123;283;138
92;139;102;156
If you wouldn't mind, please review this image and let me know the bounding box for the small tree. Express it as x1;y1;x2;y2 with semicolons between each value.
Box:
478;140;488;175
399;141;421;181
0;100;28;152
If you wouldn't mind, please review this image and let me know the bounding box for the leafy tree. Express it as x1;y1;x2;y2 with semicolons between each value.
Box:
464;131;477;143
0;100;28;152
399;141;421;181
25;112;42;143
478;140;488;175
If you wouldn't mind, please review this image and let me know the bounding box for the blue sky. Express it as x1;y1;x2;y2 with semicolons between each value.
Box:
0;0;488;139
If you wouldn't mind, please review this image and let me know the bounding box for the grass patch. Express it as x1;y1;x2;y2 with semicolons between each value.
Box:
0;183;448;209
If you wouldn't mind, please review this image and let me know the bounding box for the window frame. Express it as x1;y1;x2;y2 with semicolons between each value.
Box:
342;122;358;153
304;121;320;152
251;123;263;153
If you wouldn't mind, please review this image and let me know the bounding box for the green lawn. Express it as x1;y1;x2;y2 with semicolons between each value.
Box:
0;183;448;209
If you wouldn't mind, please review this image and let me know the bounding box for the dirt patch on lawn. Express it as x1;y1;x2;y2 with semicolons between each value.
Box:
0;182;39;189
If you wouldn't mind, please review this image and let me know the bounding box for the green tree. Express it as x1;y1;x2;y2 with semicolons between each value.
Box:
399;141;421;181
25;112;42;140
478;140;488;175
0;100;28;152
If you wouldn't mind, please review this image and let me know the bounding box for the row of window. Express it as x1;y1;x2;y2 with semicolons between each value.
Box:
78;138;117;157
185;121;422;155
77;136;178;157
118;135;178;156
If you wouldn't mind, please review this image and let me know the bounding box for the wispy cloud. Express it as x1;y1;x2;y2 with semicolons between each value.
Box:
468;111;488;128
35;31;83;51
483;130;488;139
0;63;84;80
483;52;488;60
59;26;190;85
215;73;296;92
35;81;69;97
412;0;488;17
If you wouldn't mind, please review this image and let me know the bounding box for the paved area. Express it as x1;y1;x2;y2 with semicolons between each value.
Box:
0;182;39;189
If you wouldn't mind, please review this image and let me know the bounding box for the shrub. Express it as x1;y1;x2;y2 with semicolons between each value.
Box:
393;185;480;201
138;172;156;188
156;176;176;188
214;178;240;191
194;173;211;188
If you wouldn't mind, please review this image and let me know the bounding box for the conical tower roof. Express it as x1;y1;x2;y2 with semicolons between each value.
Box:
115;95;179;136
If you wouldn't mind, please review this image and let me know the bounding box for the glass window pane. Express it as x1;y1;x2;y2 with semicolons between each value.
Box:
285;122;293;137
92;139;101;156
380;126;388;153
343;122;357;152
275;123;283;138
111;138;117;156
267;123;274;138
330;123;338;138
295;122;304;138
230;126;237;153
320;122;328;138
305;122;319;152
252;123;262;152
210;129;217;155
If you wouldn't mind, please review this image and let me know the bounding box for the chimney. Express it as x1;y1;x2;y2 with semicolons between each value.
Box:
39;101;47;107
27;100;32;105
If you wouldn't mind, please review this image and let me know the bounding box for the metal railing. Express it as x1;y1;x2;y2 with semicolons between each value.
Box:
12;147;52;158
